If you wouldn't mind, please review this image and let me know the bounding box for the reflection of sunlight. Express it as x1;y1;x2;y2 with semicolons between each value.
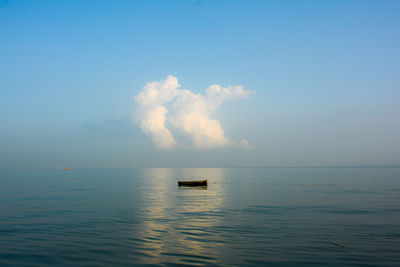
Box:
135;168;226;265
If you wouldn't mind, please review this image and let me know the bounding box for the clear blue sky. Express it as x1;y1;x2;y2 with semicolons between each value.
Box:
1;0;399;168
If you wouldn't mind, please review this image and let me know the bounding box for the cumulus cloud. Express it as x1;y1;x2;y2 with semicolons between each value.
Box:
134;76;253;149
134;76;179;149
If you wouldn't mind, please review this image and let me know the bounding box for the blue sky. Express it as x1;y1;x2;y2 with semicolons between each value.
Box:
1;0;399;168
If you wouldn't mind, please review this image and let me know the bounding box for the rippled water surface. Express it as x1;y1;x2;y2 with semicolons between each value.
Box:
0;168;400;266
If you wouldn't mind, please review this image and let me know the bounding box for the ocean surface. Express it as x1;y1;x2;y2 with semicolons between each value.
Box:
0;168;399;266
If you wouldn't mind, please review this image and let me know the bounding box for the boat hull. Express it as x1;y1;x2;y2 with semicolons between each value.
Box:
178;180;208;187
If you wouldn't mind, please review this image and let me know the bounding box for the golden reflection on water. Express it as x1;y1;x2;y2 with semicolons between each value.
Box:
136;168;227;265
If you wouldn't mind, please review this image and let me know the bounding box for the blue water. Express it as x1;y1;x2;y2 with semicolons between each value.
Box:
0;168;399;266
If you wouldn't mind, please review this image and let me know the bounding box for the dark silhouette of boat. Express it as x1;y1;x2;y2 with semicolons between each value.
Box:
178;179;207;187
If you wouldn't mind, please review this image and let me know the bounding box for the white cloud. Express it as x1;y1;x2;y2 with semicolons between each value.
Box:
170;89;231;149
134;76;253;149
139;106;176;149
240;139;253;150
134;76;179;149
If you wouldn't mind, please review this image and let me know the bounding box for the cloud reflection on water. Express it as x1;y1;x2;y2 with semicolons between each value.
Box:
135;168;227;265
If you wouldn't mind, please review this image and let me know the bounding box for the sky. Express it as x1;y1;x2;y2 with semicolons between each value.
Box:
1;0;400;168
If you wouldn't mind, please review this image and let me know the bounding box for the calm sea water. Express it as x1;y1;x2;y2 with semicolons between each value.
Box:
0;168;399;266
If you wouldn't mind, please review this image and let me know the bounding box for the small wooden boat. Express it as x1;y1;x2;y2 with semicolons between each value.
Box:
64;168;71;170
178;179;207;187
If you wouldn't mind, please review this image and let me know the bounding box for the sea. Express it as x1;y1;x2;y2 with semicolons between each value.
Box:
0;167;399;266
